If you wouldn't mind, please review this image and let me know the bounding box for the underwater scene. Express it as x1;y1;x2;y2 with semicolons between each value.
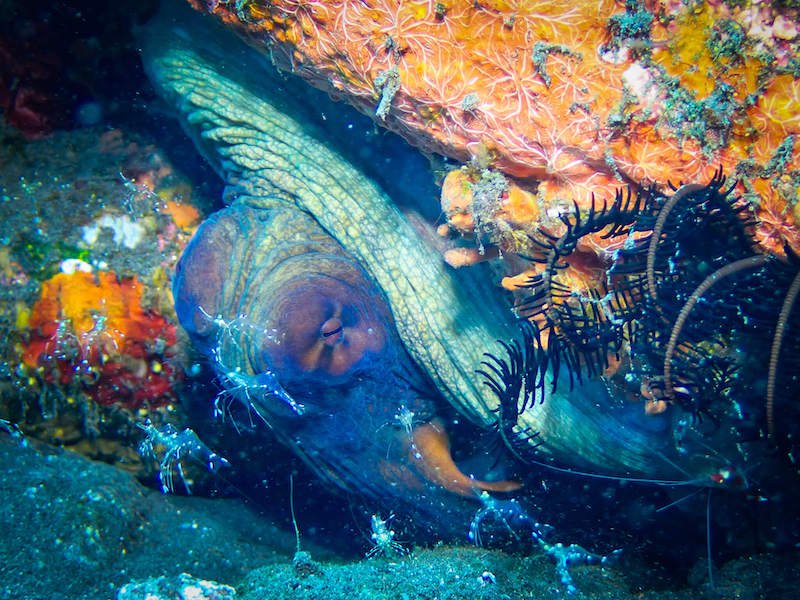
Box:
1;0;800;598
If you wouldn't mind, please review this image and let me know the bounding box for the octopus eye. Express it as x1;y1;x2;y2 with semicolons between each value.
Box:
320;317;344;345
173;204;397;394
261;267;392;385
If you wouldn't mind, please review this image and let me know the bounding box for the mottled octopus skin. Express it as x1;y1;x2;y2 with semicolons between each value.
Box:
148;8;514;429
143;4;730;502
174;203;434;499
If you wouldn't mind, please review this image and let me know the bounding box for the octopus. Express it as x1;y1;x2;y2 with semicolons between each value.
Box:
141;3;798;530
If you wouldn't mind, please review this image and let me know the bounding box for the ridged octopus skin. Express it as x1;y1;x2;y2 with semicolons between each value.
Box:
141;4;742;518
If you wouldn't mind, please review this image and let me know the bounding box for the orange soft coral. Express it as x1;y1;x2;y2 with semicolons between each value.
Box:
190;0;800;255
22;270;179;409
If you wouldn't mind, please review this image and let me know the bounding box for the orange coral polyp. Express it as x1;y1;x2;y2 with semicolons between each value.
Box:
164;200;201;231
499;183;539;227
440;169;476;234
22;271;179;409
27;271;142;349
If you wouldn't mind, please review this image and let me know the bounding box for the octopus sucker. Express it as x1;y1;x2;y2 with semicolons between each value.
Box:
142;2;775;519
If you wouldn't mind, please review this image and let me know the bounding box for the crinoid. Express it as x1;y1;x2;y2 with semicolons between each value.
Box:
477;321;548;463
620;171;800;439
514;185;650;386
486;168;800;464
767;265;800;439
